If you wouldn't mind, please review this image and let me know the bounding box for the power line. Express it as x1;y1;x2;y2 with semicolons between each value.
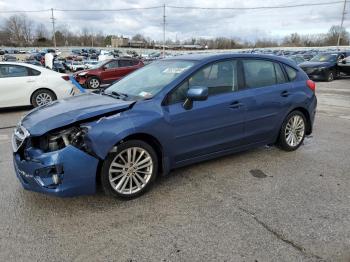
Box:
0;1;346;13
168;1;346;10
53;6;163;12
0;9;50;13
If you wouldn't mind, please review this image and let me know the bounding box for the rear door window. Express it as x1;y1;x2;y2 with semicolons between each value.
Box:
243;59;286;88
119;60;134;67
285;65;297;81
274;63;287;84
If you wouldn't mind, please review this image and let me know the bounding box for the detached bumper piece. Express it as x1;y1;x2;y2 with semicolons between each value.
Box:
14;145;99;197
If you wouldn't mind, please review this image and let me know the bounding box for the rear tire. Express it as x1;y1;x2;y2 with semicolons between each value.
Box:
31;89;56;107
87;77;100;89
101;140;158;199
278;110;306;151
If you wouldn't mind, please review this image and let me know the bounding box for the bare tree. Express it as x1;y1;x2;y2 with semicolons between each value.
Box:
326;25;349;46
21;15;34;45
5;15;23;46
36;23;49;39
282;33;302;47
4;14;34;46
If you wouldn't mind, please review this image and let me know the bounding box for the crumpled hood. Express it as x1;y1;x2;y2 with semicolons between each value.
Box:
299;61;332;68
21;93;135;136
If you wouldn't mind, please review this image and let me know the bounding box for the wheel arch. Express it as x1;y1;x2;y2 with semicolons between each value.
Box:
119;133;164;174
96;132;166;185
86;75;101;88
87;74;101;81
287;106;312;135
30;87;57;105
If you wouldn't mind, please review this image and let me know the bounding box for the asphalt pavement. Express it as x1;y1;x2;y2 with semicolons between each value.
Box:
0;79;349;262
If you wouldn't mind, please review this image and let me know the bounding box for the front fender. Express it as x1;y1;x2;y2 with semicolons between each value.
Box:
83;113;136;159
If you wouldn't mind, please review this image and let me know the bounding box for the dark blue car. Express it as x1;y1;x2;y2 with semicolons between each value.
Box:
12;54;317;199
299;52;350;81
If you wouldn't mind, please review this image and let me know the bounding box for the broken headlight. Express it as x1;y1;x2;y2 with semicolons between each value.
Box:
34;126;88;152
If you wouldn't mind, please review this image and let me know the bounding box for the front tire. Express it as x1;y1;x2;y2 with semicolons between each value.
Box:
325;71;334;82
87;77;100;89
31;89;56;107
278;111;306;151
101;140;158;199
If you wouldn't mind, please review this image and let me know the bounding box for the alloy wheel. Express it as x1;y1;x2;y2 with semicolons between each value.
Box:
35;92;53;106
328;72;334;81
89;78;100;88
284;115;305;147
108;147;153;195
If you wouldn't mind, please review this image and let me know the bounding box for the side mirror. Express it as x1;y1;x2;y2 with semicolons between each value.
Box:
183;86;208;110
342;60;346;64
102;65;107;70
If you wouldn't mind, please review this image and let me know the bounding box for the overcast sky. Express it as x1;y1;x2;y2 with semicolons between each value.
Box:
0;0;349;41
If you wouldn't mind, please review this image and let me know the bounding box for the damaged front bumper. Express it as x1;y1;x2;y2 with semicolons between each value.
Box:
13;145;99;197
74;75;87;86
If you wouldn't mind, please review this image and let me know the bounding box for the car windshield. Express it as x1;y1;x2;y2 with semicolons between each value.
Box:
105;60;195;98
310;54;337;62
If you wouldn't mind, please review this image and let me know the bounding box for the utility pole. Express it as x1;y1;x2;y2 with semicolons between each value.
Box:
162;4;166;57
337;0;347;49
51;8;56;48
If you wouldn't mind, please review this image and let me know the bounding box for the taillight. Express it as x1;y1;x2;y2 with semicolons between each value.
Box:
61;75;70;81
306;79;316;92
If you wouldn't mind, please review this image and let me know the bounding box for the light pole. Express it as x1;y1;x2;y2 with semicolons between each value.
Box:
51;8;56;48
337;0;347;49
163;4;166;57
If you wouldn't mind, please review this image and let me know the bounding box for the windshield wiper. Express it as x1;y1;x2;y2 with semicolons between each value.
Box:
100;90;128;99
111;91;128;98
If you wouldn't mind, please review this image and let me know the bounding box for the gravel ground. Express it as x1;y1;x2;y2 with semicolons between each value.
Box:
0;79;349;262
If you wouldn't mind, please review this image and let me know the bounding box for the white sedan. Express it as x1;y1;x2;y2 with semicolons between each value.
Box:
0;62;76;108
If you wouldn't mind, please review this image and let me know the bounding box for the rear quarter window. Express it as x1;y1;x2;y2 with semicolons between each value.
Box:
29;68;41;76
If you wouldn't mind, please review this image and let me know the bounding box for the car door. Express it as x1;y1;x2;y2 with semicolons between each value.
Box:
117;60;136;79
240;59;293;144
100;60;119;83
163;60;246;165
0;64;37;107
338;54;350;75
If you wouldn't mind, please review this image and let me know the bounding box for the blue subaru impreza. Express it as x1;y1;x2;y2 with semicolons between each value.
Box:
12;53;317;199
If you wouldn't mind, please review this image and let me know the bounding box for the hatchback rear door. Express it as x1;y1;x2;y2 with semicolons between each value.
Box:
239;59;293;144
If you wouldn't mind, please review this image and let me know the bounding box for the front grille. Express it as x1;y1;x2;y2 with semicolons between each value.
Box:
12;125;30;153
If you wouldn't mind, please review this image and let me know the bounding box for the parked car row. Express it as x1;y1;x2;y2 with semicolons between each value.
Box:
2;47;350;84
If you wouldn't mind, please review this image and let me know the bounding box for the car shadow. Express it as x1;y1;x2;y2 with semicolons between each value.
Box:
0;106;32;113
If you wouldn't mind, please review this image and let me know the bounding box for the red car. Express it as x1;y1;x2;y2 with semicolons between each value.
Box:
74;58;144;89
